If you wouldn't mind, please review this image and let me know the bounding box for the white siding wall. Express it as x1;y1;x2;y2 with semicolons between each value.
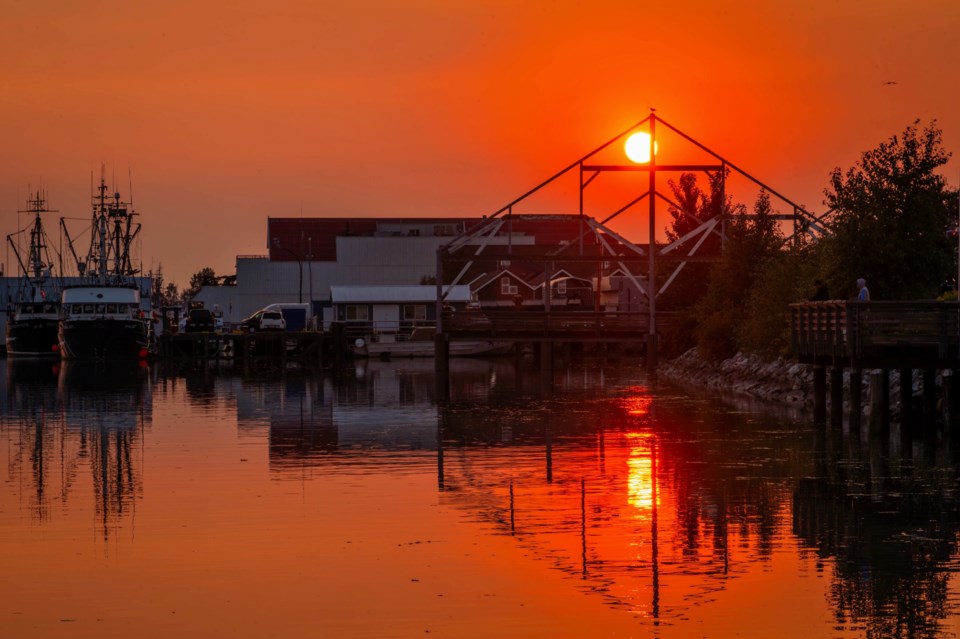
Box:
236;237;452;318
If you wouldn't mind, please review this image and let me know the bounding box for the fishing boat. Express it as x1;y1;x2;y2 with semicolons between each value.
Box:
5;192;62;357
58;179;151;359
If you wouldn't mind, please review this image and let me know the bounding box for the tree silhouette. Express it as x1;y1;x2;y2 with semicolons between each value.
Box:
822;120;955;300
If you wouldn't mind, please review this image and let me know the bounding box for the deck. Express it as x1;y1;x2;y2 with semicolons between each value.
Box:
443;310;653;343
791;301;960;368
157;331;328;366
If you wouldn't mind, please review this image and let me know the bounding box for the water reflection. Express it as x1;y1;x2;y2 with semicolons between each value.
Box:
797;429;960;638
2;357;959;636
1;359;151;537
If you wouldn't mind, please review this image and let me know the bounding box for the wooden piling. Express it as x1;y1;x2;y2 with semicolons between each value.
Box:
328;322;340;365
539;341;553;373
813;366;827;423
849;368;862;431
943;369;959;429
646;333;658;371
923;369;937;423
830;366;843;426
435;332;450;403
899;368;913;432
869;369;890;438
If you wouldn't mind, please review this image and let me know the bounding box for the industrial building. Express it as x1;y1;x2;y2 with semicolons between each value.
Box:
199;214;646;327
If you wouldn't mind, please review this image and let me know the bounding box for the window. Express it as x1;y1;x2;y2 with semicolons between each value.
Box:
82;304;94;314
106;304;117;314
557;280;567;295
501;277;518;296
345;305;369;321
95;304;106;314
403;305;426;321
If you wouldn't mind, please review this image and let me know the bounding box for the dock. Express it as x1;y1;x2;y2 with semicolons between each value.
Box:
790;301;960;428
157;331;330;368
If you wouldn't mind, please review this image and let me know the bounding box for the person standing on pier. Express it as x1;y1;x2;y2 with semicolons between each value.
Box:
810;279;830;301
856;278;870;301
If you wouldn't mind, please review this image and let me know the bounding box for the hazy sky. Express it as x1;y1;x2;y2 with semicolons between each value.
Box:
2;0;958;286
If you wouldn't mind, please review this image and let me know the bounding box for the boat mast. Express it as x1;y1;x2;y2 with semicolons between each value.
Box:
11;191;58;301
87;174;140;285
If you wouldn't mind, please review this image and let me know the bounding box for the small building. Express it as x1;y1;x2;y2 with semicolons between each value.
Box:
532;269;594;308
469;269;538;308
328;285;472;337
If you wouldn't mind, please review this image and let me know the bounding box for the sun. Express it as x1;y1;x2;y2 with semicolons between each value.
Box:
625;132;657;164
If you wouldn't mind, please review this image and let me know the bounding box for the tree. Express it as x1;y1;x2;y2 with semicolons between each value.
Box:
693;190;784;360
185;267;218;300
822;120;955;300
665;170;727;244
657;170;739;356
163;282;182;306
149;263;182;306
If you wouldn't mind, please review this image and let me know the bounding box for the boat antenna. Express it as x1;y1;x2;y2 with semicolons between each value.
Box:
128;167;134;205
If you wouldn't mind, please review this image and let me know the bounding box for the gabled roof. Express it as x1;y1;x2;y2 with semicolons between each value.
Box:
471;269;539;293
528;268;594;288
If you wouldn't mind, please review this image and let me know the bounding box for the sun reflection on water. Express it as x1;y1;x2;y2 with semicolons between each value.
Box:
625;432;659;513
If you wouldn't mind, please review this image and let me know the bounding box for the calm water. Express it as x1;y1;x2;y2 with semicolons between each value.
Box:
2;356;959;638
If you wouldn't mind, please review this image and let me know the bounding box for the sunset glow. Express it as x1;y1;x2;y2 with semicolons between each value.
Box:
1;2;955;285
624;132;656;164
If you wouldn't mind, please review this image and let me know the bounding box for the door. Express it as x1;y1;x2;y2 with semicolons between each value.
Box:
372;305;400;334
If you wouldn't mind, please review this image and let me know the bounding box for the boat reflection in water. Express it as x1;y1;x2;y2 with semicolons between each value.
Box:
1;359;151;537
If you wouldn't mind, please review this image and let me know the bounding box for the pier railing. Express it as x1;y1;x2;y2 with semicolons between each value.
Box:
791;301;960;367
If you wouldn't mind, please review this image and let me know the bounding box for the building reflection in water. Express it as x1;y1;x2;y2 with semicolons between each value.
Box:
232;357;960;631
7;353;953;632
1;359;151;538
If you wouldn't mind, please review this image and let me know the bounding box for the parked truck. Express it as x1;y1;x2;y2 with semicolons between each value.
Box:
262;303;311;331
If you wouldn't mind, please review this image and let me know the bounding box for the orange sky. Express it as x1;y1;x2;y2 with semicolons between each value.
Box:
2;0;959;286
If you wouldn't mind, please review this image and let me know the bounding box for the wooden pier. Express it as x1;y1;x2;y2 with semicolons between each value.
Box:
444;309;652;342
157;331;331;368
791;301;960;427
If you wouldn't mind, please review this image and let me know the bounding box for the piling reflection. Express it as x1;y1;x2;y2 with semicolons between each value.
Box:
1;359;151;537
796;425;960;638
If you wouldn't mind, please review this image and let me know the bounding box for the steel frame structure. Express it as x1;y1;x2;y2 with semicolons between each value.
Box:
436;112;832;365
